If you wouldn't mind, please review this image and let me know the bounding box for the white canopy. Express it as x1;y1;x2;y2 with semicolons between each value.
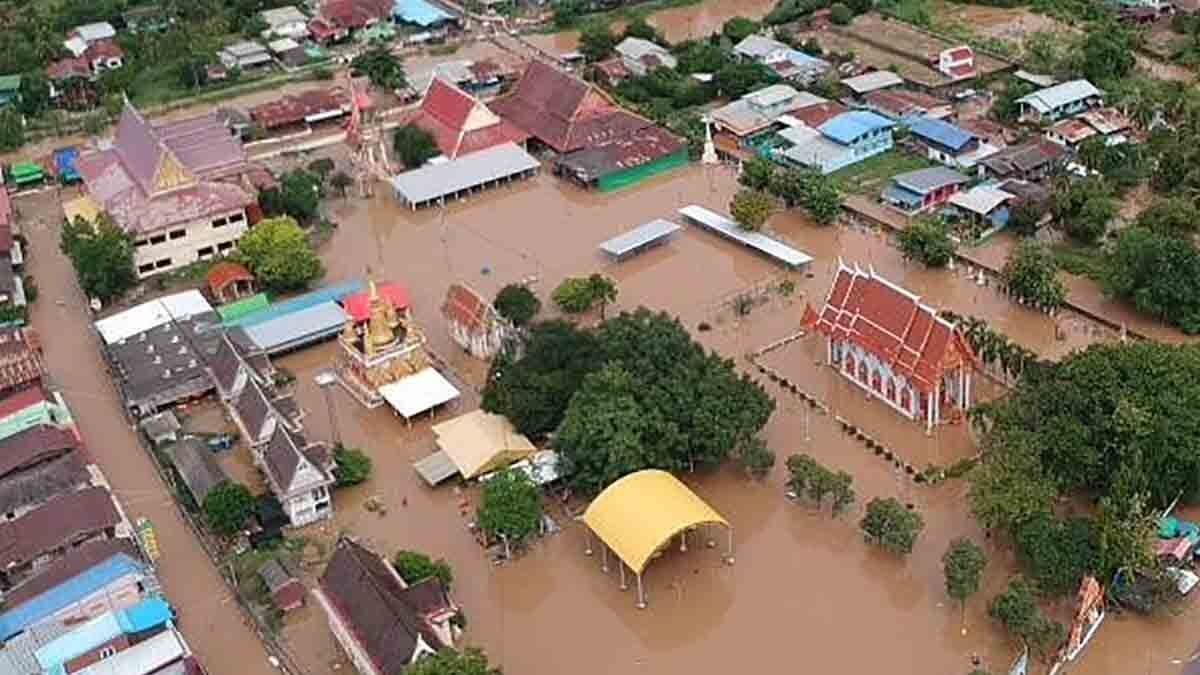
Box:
379;368;460;419
94;290;213;344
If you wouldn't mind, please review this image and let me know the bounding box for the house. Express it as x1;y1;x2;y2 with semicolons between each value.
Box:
0;387;74;443
219;41;273;71
554;124;686;190
590;58;631;86
315;538;458;675
32;596;174;674
258;424;334;528
268;38;308;68
979;138;1066;181
860;88;951;122
0;75;21;107
1046;106;1131;149
167;437;228;506
231;377;301;446
260;6;311;40
958;117;1012;149
946;184;1015;233
68;23;116;47
68;622;192;675
785;101;847;128
710;85;827;140
139;411;181;446
392;0;458;29
75;103;257;278
441;283;511;360
880;166;970;215
1044;117;1097;151
932;45;975;80
0;422;87;522
490;60;656;155
0;620;73;674
907;116;998;169
258;558;305;612
400;78;528;160
249;87;350;131
47;39;124;101
0;540;149;642
1017;79;1103;122
613;37;677;77
777;110;894;174
801;261;977;431
0;327;43;396
0;486;127;589
841;70;905;96
733;34;829;83
311;0;392;43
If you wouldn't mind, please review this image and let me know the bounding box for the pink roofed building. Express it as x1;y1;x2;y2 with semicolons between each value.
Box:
76;102;259;278
932;46;975;80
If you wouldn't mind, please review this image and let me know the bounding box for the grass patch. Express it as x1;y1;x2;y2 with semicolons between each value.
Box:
829;150;936;196
1052;241;1107;281
544;0;702;31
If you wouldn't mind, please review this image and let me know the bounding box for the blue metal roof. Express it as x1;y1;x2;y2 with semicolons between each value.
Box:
818;111;893;145
53;147;80;182
0;553;144;642
36;597;172;674
908;116;975;152
223;279;362;328
393;0;454;26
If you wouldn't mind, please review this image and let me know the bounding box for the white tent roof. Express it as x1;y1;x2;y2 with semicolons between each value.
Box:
94;290;213;344
432;409;536;479
379;368;461;419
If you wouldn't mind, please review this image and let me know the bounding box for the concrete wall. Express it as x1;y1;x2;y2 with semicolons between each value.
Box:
133;209;248;278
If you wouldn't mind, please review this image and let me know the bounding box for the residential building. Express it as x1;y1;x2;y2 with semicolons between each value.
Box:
1016;79;1103;122
979;139;1066;181
0;541;149;642
841;70;905;96
0;387;74;443
860;88;951;122
785;101;847;129
1045;106;1131;149
67;23;116;47
932;45;975;79
0;486;127;589
0;447;91;522
801;261;977;431
907;116;998;169
71;622;192;675
258;558;305;612
880;166;970;215
310;0;392;43
268;38;308;68
260;6;311;40
777;110;894;174
946;184;1015;233
315;538;458;675
958;117;1012;149
0;327;43;396
710;85;827;140
32;596;173;674
258;424;334;528
392;0;459;29
0;187;22;309
218;41;273;71
733;34;829;83
250;87;350;131
400;78;528;160
441;283;511;360
166;437;228;506
0;620;73;674
613;37;677;77
490;60;656;155
47;39;124;101
75;103;257;278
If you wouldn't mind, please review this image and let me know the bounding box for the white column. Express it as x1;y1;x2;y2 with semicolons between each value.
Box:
965;372;972;408
620;563;628;591
601;545;609;573
827;337;833;364
926;390;934;432
636;573;646;609
934;383;940;425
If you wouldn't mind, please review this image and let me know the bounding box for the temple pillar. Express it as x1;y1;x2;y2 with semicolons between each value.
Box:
965;371;972;408
926;390;934;432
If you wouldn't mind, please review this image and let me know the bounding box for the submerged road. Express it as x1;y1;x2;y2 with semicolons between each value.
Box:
23;206;278;675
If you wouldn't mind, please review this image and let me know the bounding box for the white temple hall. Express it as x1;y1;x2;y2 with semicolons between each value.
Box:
802;261;977;430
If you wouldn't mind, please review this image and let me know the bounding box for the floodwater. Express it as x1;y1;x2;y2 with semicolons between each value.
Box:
18;190;278;675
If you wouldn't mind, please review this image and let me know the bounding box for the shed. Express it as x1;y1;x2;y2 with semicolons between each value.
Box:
8;162;44;187
218;293;271;323
52;147;80;184
206;261;257;304
167;437;228;505
378;367;460;421
432;409;535;479
257;558;305;611
139;411;181;446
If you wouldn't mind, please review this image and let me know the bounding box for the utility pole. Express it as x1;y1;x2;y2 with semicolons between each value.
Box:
315;370;340;446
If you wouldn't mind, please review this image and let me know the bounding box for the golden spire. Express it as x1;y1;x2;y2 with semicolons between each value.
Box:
366;274;396;349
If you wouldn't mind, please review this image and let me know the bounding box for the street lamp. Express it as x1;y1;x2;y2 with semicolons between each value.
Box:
315;369;340;446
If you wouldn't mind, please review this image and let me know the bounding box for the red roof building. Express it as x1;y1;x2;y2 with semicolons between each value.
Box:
250;88;351;130
206;261;256;303
801;261;976;430
789;101;848;128
441;282;508;359
401;78;528;160
317;0;392;30
934;45;975;80
341;281;410;322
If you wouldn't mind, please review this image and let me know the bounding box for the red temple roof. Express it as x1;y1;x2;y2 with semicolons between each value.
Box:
802;261;974;393
341;282;410;321
402;78;528;159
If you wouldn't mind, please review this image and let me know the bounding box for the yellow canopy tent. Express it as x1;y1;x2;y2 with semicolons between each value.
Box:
432;409;536;479
62;195;100;224
582;470;733;608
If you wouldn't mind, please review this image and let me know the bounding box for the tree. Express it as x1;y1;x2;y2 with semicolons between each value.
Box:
552;276;599;314
1052;178;1115;245
830;2;853;24
1078;23;1136;84
860;497;924;555
787;453;854;515
393;124;439;170
623;18;662;44
740;156;776;191
350;45;407;91
714;61;770;98
202;480;255;536
730;189;774;231
578;20;617;62
59;214;136;303
721;16;760;43
1135;197;1198;238
1012;513;1097;596
992;78;1034;124
673;40;732;74
330;170;353;198
802;175;842;225
898;219;955;267
588;273;618;319
737;435;775;479
988;577;1066;658
477;468;543;544
17;73;50;118
405;648;498;675
393;550;454;590
1008;199;1047;237
260;169;322;222
333;445;372;487
234;216;324;293
494;284;541;327
0;108;24;152
1104;226;1200;332
1001;240;1066;310
942;538;987;614
307;158;336;181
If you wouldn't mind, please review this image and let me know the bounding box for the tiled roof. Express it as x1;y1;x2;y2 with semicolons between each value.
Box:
945;46;973;62
234;379;274;441
0;386;47;420
403;79;528;159
319;0;391;28
802;262;974;393
45;57;91;81
981;139;1065;176
85;39;123;61
208;334;246;398
341;281;411;322
862;89;947;119
0;453;90;517
0;425;78;480
0;487;121;570
206;261;254;296
262;424;328;495
1049;117;1096;144
555;124;684;178
0;327;44;393
319;538;444;672
249;88;349;129
441;283;493;335
788;101;847;128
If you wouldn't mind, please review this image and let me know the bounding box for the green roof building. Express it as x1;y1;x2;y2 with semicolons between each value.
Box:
0;75;21;107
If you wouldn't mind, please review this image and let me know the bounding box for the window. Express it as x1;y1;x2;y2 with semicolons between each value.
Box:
211;216;228;228
312;486;327;500
155;258;173;269
134;239;149;249
138;262;155;274
197;246;214;260
217;241;234;253
149;234;166;245
229;211;246;224
99;646;117;659
169;229;186;240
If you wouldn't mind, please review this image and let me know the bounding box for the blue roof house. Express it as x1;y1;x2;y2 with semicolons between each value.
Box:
392;0;456;27
881;166;971;215
34;597;174;674
777;110;894;174
907;117;998;170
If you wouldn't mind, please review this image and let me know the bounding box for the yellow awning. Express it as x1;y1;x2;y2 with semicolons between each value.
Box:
63;195;100;224
582;470;729;575
433;409;536;479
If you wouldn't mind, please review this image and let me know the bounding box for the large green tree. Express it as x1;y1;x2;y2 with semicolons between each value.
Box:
898;219;954;268
393;124;440;170
1052;177;1116;245
730;189;774;231
721;16;761;43
351;45;408;91
405;648;498;675
943;538;987;613
60;214;136;303
494;284;540;327
476;468;543;544
578;20;617;62
234;216;324;293
393;550;454;590
988;577;1066;658
202;480;255;536
1104;226;1200;332
1000;240;1066;310
860;497;924;555
0;108;24;151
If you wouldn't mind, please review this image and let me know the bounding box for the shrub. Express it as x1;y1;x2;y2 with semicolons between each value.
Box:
393;550;454;590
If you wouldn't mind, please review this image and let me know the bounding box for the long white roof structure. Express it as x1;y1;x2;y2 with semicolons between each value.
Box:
390;142;539;206
678;205;814;268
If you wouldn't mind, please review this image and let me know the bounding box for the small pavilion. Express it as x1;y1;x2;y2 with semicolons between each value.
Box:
581;470;732;608
206;261;256;304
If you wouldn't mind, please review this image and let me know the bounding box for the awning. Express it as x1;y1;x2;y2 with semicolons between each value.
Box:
413;449;458;486
583;470;728;574
432;409;535;479
378;368;460;419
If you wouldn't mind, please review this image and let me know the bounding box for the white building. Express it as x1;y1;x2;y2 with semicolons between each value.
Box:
260;5;311;40
259;425;334;528
441;283;511;360
613;37;677;77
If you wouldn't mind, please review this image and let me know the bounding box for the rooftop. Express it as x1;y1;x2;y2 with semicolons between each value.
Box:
441;283;498;335
1017;79;1101;114
0;327;43;393
891;166;970;194
167;437;228;504
555;124;683;180
841;70;904;94
947;184;1014;215
0;486;122;570
817;110;893;145
0;453;91;518
341;281;411;322
908;116;976;152
401;78;527;160
250;88;349;129
391;142;539;205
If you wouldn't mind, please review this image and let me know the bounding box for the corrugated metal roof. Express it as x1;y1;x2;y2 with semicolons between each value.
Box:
243;301;347;353
818;111;893;145
841;70;904;94
0;553;145;641
35;597;172;673
599;219;681;257
678;205;814;268
94;290;214;344
947;185;1013;215
908;116;975;151
73;626;186;675
391;142;539;205
892;166;970;194
224;280;361;328
1016;79;1101;113
392;0;454;26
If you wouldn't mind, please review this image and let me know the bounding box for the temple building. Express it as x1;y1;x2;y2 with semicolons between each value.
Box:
333;279;430;408
801;261;976;431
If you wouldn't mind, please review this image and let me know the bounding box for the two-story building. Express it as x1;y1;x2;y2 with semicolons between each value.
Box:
710;85;828;145
932;45;975;80
260;425;334;528
31;596;174;674
1016;79;1103;122
260;6;311;40
0;486;128;589
777;110;894;174
881;166;971;215
76;103;258;278
907;116;998;170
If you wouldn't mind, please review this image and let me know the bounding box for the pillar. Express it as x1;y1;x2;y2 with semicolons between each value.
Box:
725;528;735;565
680;530;688;553
965;371;972;408
601;545;609;573
585;529;593;556
620;563;628;591
926;390;934;433
636;573;647;609
827;337;833;365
